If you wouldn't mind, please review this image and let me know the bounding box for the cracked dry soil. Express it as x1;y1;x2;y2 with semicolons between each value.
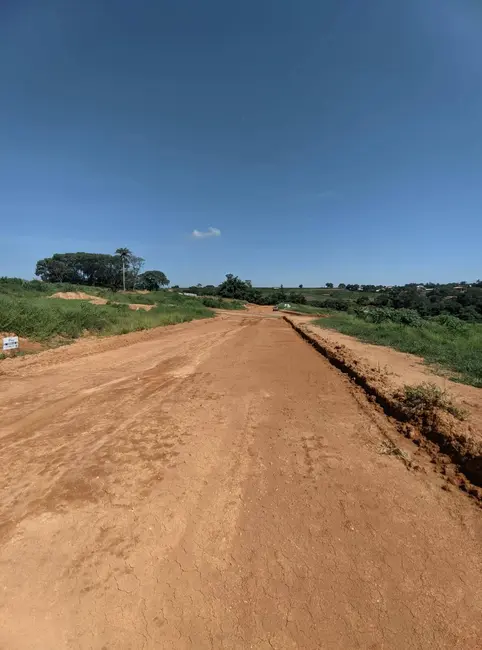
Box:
0;312;481;649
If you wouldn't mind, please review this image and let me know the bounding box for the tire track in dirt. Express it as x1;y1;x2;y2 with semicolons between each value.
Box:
0;313;481;649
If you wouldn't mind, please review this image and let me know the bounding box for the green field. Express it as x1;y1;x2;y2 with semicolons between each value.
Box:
278;303;330;315
258;287;377;302
0;279;214;345
314;312;482;388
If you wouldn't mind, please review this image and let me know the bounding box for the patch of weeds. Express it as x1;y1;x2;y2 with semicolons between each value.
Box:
397;382;467;421
377;439;411;463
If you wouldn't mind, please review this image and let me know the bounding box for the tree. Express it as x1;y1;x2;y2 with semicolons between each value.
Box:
127;255;145;289
35;250;149;291
36;252;123;288
138;270;169;291
299;284;303;289
346;284;360;292
115;248;132;291
217;274;250;299
202;285;217;296
338;283;346;289
325;282;334;288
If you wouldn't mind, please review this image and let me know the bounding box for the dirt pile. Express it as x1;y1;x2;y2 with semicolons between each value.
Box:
49;292;154;310
127;303;154;311
50;292;108;305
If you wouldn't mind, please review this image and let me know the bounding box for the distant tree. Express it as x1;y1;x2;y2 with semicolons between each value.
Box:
138;270;169;291
361;284;376;292
325;282;334;288
299;284;303;289
127;255;145;289
287;292;307;305
201;284;217;296
36;252;123;289
115;248;132;291
357;295;370;306
338;283;346;289
346;284;360;292
217;274;250;299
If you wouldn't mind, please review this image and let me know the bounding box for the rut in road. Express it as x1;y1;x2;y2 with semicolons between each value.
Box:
0;314;481;649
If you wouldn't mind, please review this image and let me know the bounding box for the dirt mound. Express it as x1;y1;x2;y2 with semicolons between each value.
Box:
127;303;154;311
49;293;154;310
50;292;108;305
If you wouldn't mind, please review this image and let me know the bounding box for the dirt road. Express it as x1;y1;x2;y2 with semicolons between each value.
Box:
1;313;481;649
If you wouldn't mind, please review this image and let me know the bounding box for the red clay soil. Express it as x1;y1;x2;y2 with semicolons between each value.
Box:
285;316;482;492
49;292;154;310
0;313;481;649
50;291;108;305
301;322;482;432
0;332;45;355
127;303;154;311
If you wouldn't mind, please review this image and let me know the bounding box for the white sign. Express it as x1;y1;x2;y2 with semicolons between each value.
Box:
2;336;19;351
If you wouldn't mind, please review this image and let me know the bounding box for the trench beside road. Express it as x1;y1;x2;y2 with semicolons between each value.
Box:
0;312;481;649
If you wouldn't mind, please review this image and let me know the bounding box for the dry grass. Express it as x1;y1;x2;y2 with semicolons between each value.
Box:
377;439;411;464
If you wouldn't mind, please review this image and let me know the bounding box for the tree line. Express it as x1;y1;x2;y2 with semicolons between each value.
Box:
179;276;482;322
179;275;307;306
35;249;169;291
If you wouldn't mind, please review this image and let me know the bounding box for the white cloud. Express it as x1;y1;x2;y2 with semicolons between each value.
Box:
192;227;221;239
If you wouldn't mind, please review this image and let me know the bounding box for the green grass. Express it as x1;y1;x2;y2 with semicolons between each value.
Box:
201;297;246;310
278;303;330;315
0;291;213;342
257;286;377;302
0;278;163;304
314;312;482;388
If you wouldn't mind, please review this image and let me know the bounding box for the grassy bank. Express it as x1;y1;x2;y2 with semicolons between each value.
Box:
314;312;482;387
0;290;213;343
257;286;377;302
278;303;330;315
201;297;245;310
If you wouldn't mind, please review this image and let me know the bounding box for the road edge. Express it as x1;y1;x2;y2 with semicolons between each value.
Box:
284;315;482;500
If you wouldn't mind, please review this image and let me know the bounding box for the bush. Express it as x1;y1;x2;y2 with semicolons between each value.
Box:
397;383;466;420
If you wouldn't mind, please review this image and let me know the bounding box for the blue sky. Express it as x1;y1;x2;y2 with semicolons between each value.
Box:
1;0;481;286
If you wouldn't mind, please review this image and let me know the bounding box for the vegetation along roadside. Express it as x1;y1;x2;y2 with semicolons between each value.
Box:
314;309;482;388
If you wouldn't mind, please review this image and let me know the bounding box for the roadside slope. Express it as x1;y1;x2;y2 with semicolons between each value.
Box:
0;314;481;649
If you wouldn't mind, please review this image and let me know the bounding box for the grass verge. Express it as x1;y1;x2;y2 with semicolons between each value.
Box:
278;303;330;315
0;292;213;342
314;312;482;388
201;297;246;310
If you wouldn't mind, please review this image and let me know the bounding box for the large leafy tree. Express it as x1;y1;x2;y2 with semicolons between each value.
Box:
35;250;147;291
138;270;169;291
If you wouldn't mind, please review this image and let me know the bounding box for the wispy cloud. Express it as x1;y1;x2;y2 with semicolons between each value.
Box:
192;227;221;239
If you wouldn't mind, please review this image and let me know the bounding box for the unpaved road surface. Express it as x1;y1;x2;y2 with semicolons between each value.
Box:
1;314;481;649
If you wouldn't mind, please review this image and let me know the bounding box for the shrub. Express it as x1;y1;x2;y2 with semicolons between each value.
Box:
397;383;466;421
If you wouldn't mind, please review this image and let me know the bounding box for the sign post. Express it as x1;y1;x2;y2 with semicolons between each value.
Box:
2;336;19;353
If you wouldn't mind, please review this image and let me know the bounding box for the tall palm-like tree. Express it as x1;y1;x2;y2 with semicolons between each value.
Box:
115;248;131;291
